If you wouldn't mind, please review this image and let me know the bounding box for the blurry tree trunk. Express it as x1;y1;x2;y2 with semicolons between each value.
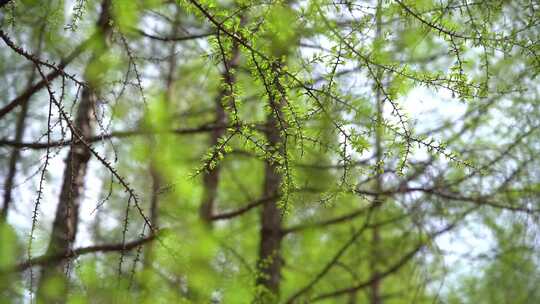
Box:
143;165;161;270
1;80;33;221
256;111;284;300
143;7;181;271
36;2;110;302
36;87;95;303
199;23;243;223
255;75;285;301
370;1;383;303
348;293;357;304
1;71;35;221
1;26;45;221
370;223;382;304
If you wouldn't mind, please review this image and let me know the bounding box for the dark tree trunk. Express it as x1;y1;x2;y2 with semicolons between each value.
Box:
256;89;285;302
199;28;242;223
257;158;283;295
143;164;161;270
36;2;110;302
1;25;45;221
36;87;95;303
1;73;34;221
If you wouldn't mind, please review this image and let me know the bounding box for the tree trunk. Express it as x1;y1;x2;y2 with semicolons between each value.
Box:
36;87;95;303
1;72;35;221
1;25;45;221
143;6;181;271
256;85;285;302
370;1;384;303
199;26;243;223
36;2;110;302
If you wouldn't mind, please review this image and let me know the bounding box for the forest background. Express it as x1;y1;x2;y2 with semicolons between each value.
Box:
0;0;539;303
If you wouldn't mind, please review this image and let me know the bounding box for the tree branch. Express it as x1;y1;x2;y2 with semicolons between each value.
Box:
2;232;162;274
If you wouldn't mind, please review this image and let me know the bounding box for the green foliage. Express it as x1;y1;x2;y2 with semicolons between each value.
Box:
1;0;539;303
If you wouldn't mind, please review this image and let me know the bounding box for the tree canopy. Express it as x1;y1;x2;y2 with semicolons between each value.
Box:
0;0;539;303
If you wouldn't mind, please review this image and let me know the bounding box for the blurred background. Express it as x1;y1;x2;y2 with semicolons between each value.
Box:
0;0;539;303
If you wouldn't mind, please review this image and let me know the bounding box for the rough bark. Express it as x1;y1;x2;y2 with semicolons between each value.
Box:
36;2;110;302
